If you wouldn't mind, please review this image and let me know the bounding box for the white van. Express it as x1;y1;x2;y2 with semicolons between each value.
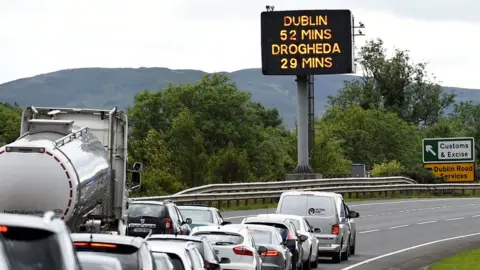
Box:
276;191;359;263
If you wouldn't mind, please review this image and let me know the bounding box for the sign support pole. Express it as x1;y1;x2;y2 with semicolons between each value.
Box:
294;75;313;173
307;75;315;168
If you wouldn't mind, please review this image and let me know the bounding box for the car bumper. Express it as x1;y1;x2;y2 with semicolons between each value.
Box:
261;263;283;270
317;243;341;256
221;263;256;270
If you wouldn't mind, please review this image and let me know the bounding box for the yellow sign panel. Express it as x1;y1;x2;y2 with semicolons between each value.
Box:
423;163;476;182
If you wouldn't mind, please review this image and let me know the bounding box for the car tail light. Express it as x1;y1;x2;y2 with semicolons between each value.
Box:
233;246;254;256
286;231;295;240
261;250;279;256
204;260;210;268
165;218;173;233
331;224;339;235
73;242;117;248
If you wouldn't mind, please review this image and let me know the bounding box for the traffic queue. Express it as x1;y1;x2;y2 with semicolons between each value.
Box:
0;191;360;270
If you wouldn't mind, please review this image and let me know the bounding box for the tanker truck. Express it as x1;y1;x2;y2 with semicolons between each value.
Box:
0;106;143;235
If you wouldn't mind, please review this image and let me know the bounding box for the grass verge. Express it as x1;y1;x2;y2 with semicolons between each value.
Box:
428;249;480;270
213;190;480;211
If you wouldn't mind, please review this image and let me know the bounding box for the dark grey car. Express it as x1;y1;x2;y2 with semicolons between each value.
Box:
241;216;307;270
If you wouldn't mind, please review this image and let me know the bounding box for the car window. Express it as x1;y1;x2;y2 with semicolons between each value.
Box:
302;219;311;232
129;204;167;218
306;196;335;217
165;253;185;270
248;229;273;245
179;209;213;223
169;206;179;222
74;242;139;270
278;195;308;215
289;219;301;230
0;226;64;270
193;232;244;245
244;222;290;240
216;211;224;224
175;208;185;223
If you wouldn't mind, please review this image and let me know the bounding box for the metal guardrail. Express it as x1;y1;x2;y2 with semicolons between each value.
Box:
131;183;480;204
174;176;418;195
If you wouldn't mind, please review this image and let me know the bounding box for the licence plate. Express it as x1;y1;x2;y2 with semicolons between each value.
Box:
133;228;151;233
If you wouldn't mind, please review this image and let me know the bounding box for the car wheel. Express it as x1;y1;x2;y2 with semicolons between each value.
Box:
350;236;356;255
310;248;318;268
303;249;311;270
341;239;350;261
291;252;297;270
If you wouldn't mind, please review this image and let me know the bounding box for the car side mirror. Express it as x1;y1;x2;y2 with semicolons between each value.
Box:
299;235;308;242
220;257;231;264
257;246;268;254
348;211;360;218
314;228;321;233
221;221;231;225
286;239;296;247
186;218;192;224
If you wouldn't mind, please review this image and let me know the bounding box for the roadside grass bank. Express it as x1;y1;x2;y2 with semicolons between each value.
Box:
428;249;480;270
201;190;480;211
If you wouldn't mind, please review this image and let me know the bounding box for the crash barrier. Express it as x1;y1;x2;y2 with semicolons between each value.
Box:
174;176;418;195
130;183;480;208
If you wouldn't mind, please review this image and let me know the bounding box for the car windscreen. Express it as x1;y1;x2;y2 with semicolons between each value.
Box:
179;209;213;223
244;222;290;240
164;253;184;270
74;242;139;270
193;232;244;245
0;225;64;270
128;203;167;218
248;229;273;245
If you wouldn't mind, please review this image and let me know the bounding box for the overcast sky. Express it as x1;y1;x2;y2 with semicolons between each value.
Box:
1;0;479;88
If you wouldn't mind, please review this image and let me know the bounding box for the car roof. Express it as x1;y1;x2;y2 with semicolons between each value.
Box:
243;216;291;224
71;233;145;248
225;223;279;233
0;213;64;233
280;191;341;198
257;214;304;221
130;201;167;206
147;234;203;243
192;225;247;234
148;240;197;253
177;205;216;211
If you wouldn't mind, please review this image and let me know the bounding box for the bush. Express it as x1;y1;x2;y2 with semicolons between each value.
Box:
371;160;404;177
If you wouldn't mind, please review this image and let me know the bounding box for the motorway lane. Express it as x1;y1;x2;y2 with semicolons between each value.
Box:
221;198;480;270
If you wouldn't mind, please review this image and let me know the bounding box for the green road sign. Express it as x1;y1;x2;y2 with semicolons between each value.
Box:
422;137;475;163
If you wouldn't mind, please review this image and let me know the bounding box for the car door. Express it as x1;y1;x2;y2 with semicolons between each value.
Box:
335;197;350;248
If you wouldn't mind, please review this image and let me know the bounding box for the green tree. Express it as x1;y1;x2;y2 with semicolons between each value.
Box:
328;39;455;125
322;105;419;168
0;103;22;145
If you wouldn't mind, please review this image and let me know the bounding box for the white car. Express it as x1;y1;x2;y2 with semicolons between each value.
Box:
77;253;122;270
191;225;263;270
257;214;320;269
148;240;205;270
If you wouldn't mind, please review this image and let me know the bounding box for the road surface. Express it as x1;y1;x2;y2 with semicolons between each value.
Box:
221;198;480;270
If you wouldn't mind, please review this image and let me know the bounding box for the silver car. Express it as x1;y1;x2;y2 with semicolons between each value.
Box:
224;224;293;270
151;252;175;270
276;191;360;263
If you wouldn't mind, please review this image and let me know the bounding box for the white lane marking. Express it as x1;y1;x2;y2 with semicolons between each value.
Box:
341;232;480;270
359;204;478;218
358;229;380;234
388;224;409;230
445;217;465;221
417;220;437;225
472;215;480;218
349;198;480;207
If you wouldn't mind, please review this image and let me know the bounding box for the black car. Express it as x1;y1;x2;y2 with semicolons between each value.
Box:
71;233;156;270
127;200;192;237
146;234;222;270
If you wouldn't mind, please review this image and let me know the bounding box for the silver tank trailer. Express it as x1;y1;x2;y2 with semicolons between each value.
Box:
0;123;110;229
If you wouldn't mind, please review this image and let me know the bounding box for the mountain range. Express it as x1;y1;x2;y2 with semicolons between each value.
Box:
0;67;478;129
